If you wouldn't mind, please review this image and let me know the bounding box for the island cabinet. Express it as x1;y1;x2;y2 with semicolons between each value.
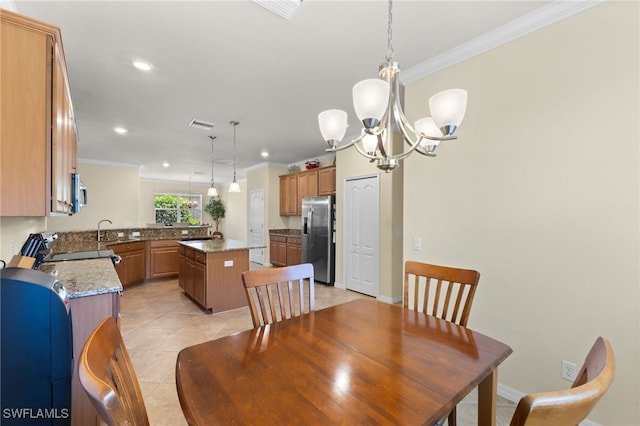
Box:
108;241;146;286
147;239;179;279
279;166;335;216
178;240;251;313
0;10;78;216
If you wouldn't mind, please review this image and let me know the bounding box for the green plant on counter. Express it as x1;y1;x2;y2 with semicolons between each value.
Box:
204;197;225;233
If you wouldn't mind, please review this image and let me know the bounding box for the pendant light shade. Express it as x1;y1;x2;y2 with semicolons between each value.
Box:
229;121;241;193
429;89;468;136
353;79;389;128
207;186;218;197
318;109;348;146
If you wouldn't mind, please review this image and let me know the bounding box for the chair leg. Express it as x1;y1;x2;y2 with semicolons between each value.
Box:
447;407;457;426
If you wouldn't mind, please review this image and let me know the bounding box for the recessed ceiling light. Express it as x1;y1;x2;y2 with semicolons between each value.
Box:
162;162;170;168
132;59;153;71
261;151;269;158
114;127;128;134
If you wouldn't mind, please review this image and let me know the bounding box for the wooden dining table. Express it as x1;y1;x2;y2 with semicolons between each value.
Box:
175;298;512;426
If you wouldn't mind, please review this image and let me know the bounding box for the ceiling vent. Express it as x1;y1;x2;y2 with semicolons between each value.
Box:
252;0;303;20
188;119;215;131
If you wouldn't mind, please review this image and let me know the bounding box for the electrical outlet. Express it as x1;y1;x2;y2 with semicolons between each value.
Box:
561;360;578;381
413;237;422;251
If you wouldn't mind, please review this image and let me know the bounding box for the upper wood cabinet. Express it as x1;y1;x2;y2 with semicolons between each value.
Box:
0;10;78;216
317;165;336;195
279;166;335;216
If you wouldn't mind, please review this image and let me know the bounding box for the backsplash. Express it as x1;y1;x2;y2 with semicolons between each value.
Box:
51;226;210;253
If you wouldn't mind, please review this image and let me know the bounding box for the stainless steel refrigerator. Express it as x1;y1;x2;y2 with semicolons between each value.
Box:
301;195;335;285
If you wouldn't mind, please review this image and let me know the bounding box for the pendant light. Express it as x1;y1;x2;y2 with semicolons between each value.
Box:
186;176;198;208
207;135;218;197
228;121;241;193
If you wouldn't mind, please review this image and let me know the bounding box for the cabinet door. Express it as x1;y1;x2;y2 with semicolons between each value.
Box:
126;249;146;285
297;171;318;210
286;237;301;266
51;43;75;214
184;257;195;296
193;260;206;306
149;240;179;279
0;18;49;216
178;252;185;289
270;236;287;266
318;166;336;195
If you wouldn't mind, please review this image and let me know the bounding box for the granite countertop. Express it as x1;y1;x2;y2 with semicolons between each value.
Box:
38;258;122;299
179;239;267;253
269;229;301;237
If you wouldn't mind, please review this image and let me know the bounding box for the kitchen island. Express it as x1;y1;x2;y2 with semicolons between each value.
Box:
178;239;266;313
38;258;122;426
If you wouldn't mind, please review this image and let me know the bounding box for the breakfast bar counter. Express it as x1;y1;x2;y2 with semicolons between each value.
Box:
178;239;265;313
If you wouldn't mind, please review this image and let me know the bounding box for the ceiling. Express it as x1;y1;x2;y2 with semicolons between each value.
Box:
13;0;550;186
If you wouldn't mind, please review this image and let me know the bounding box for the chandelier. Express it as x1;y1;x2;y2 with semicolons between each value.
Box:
207;135;218;197
317;0;468;172
228;121;241;193
186;177;198;208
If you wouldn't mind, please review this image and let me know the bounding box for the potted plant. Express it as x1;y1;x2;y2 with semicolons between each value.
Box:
204;196;225;239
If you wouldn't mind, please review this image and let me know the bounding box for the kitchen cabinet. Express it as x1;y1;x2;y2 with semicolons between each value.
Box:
108;241;146;286
148;239;179;279
270;234;287;266
179;244;249;312
269;233;301;266
279;166;335;216
286;235;302;266
279;174;298;216
0;10;78;216
318;165;336;195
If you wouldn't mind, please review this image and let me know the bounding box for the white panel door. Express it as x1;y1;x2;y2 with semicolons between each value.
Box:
249;189;264;264
344;175;379;297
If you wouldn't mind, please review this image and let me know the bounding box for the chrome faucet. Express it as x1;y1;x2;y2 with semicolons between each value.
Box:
97;219;113;243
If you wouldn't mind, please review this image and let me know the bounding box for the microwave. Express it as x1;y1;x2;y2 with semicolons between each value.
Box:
71;173;87;213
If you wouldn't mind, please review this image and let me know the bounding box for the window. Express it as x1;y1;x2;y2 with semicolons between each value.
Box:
154;193;202;225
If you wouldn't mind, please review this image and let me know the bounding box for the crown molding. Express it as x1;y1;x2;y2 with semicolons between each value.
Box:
399;0;605;85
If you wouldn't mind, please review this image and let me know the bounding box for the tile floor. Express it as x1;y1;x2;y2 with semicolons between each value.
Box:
119;266;516;425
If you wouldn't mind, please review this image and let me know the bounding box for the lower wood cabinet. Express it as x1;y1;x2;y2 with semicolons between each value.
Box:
270;235;287;266
148;239;179;279
108;241;146;286
286;236;301;266
270;234;301;266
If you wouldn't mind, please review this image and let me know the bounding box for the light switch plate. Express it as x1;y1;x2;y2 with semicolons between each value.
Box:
224;260;233;267
181;230;188;235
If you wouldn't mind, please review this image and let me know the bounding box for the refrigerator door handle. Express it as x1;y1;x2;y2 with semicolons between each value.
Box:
308;208;314;248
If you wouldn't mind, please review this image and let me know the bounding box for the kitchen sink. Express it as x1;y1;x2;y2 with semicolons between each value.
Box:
44;249;116;262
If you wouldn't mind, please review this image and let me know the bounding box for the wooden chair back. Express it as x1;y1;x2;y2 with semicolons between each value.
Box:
242;263;315;328
510;336;615;426
78;316;149;426
403;261;480;327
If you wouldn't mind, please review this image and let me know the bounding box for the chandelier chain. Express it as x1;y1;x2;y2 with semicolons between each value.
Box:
385;0;393;62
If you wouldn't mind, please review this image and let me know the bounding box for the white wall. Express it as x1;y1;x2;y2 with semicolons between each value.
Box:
403;2;638;424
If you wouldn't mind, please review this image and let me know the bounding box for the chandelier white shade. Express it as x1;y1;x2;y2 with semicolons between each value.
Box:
317;0;468;172
228;181;241;193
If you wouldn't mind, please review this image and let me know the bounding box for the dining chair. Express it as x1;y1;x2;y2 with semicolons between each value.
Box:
242;263;315;328
510;336;615;426
78;316;149;426
404;260;480;426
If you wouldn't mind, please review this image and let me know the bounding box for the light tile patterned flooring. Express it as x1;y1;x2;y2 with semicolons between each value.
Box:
120;265;516;425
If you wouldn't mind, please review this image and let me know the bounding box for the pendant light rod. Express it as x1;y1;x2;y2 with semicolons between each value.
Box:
229;121;241;193
207;135;218;197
